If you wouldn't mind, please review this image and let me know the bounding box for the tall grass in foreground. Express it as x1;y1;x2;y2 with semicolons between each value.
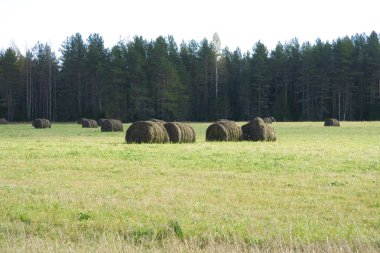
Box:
0;122;379;252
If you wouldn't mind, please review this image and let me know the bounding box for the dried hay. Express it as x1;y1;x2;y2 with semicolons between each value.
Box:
77;118;87;125
164;122;196;143
101;119;123;132
0;118;8;124
97;118;106;126
82;119;98;128
263;117;273;124
206;120;242;142
126;121;170;144
33;118;51;129
241;117;276;142
149;119;166;125
324;118;340;127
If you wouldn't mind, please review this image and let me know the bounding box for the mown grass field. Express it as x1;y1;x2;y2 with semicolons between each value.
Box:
0;122;379;252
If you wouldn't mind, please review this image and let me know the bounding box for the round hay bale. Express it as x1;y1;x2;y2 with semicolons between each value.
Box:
33;118;51;129
206;122;228;141
82;119;98;128
266;124;277;141
126;121;170;144
263;117;273;124
97;118;106;126
164;122;196;143
324;118;340;127
242;117;276;142
101;119;124;132
0;118;8;124
149;119;166;125
77;118;87;125
217;120;242;141
206;120;241;141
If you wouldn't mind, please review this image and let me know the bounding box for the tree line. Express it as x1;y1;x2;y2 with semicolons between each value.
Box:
1;31;380;122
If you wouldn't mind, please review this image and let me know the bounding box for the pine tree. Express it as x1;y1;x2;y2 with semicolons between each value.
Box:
59;33;87;120
86;33;108;118
0;48;22;121
251;41;270;117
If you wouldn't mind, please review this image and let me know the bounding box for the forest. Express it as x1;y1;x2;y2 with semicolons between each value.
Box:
0;31;380;122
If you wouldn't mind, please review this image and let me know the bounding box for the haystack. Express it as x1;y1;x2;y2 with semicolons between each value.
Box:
101;119;123;132
33;118;51;129
241;117;276;141
77;118;87;125
206;120;242;141
263;117;273;124
324;118;340;127
82;119;98;128
149;119;166;125
164;122;196;143
97;118;106;126
0;118;8;124
126;121;170;144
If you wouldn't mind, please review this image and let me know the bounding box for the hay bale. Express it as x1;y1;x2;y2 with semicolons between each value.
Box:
126;121;170;144
77;118;87;125
33;118;51;129
241;117;276;142
82;119;98;128
97;118;106;126
270;117;276;122
324;118;340;127
206;120;242;142
101;119;123;132
164;122;196;143
267;124;277;141
263;117;273;124
0;118;8;124
149;119;166;125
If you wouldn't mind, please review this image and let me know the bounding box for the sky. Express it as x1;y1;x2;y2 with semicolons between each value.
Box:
1;0;379;55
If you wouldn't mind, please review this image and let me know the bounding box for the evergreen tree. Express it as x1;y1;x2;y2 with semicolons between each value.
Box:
58;33;87;120
0;48;22;121
364;31;380;119
147;36;185;120
1;31;380;122
29;43;58;120
85;33;108;118
269;42;290;120
331;37;354;120
251;41;270;117
126;37;152;121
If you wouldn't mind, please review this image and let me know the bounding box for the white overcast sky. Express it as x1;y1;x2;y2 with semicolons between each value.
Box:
1;0;379;55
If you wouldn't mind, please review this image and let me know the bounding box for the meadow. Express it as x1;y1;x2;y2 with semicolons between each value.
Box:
0;122;379;252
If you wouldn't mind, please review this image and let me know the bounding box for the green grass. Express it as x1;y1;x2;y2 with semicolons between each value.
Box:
0;122;379;252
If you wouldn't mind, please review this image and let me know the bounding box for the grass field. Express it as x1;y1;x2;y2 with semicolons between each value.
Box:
0;122;379;252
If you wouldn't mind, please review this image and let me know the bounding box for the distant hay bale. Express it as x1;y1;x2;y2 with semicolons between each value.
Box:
101;119;123;132
263;117;273;124
267;124;276;141
149;119;166;125
206;119;242;142
82;119;98;128
77;118;87;125
324;118;340;127
164;122;196;143
126;121;170;144
33;118;51;129
0;118;8;124
241;117;276;142
97;118;106;126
